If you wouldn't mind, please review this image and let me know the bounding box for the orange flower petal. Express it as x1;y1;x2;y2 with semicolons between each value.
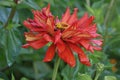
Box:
43;43;56;62
80;16;94;28
42;4;51;16
58;46;76;67
23;20;33;30
69;43;91;66
56;39;66;53
29;39;48;49
77;13;88;26
62;7;70;22
68;8;78;24
54;30;61;44
22;44;30;48
43;34;53;42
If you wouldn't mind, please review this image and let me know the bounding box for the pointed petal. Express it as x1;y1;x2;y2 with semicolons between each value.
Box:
69;43;91;66
62;7;70;22
29;39;48;49
24;32;40;41
80;39;102;53
42;4;51;16
77;13;88;26
23;20;32;29
34;16;46;27
78;52;91;66
81;16;94;28
43;34;53;42
55;16;60;23
22;44;30;48
43;43;56;62
45;4;51;15
58;46;76;67
68;8;78;24
55;30;61;44
56;39;66;53
79;40;90;50
92;40;102;46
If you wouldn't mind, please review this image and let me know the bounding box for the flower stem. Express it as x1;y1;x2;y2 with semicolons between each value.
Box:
103;0;115;46
52;57;61;80
94;72;101;80
86;0;90;7
3;6;16;28
93;63;104;80
33;61;39;80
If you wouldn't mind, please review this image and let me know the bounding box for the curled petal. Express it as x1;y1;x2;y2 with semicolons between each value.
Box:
29;39;48;49
22;44;30;48
56;39;66;53
79;40;90;50
24;32;40;41
92;40;102;46
34;16;46;27
43;34;53;42
58;46;76;67
69;43;91;66
43;43;56;62
55;30;61;44
23;20;33;30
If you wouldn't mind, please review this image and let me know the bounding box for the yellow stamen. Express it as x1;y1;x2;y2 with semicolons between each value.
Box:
56;22;69;29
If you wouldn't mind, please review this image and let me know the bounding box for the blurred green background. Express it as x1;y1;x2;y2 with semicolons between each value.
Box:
0;0;120;80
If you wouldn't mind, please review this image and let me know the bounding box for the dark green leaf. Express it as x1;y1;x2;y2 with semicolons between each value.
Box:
0;1;16;7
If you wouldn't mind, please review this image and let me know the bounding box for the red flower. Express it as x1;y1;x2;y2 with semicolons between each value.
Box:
22;4;102;67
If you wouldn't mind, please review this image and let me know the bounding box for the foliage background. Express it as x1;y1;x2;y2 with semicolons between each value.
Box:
0;0;120;80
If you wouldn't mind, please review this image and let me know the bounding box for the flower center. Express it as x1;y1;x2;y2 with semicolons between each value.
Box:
56;22;69;29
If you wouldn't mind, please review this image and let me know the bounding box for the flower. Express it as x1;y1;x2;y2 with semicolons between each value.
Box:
22;4;102;67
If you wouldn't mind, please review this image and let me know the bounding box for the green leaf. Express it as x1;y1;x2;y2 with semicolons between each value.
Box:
77;73;92;80
15;61;51;79
12;74;15;80
0;72;9;80
0;28;22;66
0;1;16;7
21;0;40;10
104;76;117;80
6;23;21;30
85;5;95;15
20;77;29;80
